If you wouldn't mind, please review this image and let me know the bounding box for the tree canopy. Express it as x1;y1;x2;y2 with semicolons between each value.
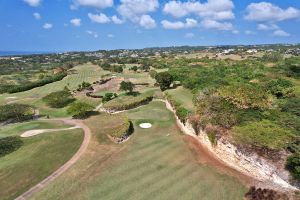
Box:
155;72;173;91
67;101;94;119
119;81;134;94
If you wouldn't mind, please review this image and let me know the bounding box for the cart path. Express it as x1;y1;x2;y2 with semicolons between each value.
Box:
15;119;91;200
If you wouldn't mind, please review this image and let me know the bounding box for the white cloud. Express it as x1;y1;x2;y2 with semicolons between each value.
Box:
86;30;99;38
185;18;197;28
273;30;290;37
161;20;185;29
70;18;82;26
43;23;53;29
161;18;198;29
232;30;239;34
245;30;256;35
117;0;158;28
245;2;300;22
139;15;156;29
257;23;279;31
184;33;195;38
33;12;41;20
111;15;124;24
118;0;159;21
88;13;111;24
163;0;235;21
107;34;114;38
201;19;233;30
72;0;113;9
24;0;41;7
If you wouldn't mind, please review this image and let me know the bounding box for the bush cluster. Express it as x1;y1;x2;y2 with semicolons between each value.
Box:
0;136;23;157
0;104;34;122
42;89;75;108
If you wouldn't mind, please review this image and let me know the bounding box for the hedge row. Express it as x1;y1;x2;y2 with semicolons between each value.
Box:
110;117;134;138
104;93;153;111
1;72;67;94
165;93;191;124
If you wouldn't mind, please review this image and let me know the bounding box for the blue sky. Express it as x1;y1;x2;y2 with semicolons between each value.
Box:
1;0;300;51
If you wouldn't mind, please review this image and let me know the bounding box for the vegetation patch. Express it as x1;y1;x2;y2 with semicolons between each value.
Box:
0;136;23;157
286;153;300;181
232;120;293;150
67;101;94;119
218;84;272;109
165;93;191;124
0;104;34;123
42;89;75;108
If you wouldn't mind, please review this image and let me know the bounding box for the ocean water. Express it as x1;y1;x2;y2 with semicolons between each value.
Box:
0;51;50;57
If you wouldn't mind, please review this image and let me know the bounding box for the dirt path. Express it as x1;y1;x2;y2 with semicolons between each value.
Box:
15;119;91;200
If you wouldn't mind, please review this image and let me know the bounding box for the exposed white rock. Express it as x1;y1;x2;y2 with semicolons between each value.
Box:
164;99;297;191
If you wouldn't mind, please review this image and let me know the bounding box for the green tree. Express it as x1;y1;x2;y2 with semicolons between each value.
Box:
131;66;138;72
155;72;173;91
67;101;94;119
119;81;134;94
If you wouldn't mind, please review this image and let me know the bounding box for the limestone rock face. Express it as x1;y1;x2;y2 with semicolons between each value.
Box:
164;100;297;191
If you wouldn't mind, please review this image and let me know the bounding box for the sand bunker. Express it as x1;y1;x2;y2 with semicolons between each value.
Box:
139;123;152;129
21;126;80;137
6;97;17;99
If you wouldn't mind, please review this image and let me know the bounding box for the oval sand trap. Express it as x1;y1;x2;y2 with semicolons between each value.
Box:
139;123;152;129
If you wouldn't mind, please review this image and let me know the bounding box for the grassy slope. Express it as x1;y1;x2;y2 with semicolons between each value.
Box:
32;101;246;200
166;86;195;112
0;129;83;200
0;64;109;117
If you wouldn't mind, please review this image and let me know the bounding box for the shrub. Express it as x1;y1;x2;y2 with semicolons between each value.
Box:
195;93;239;128
207;132;217;146
42;90;74;108
262;52;283;62
266;78;294;98
67;101;94;119
102;93;117;103
77;81;92;91
0;104;34;122
286;153;300;181
280;98;300;116
218;84;272;109
232;120;293;150
0;136;23;157
149;70;157;79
